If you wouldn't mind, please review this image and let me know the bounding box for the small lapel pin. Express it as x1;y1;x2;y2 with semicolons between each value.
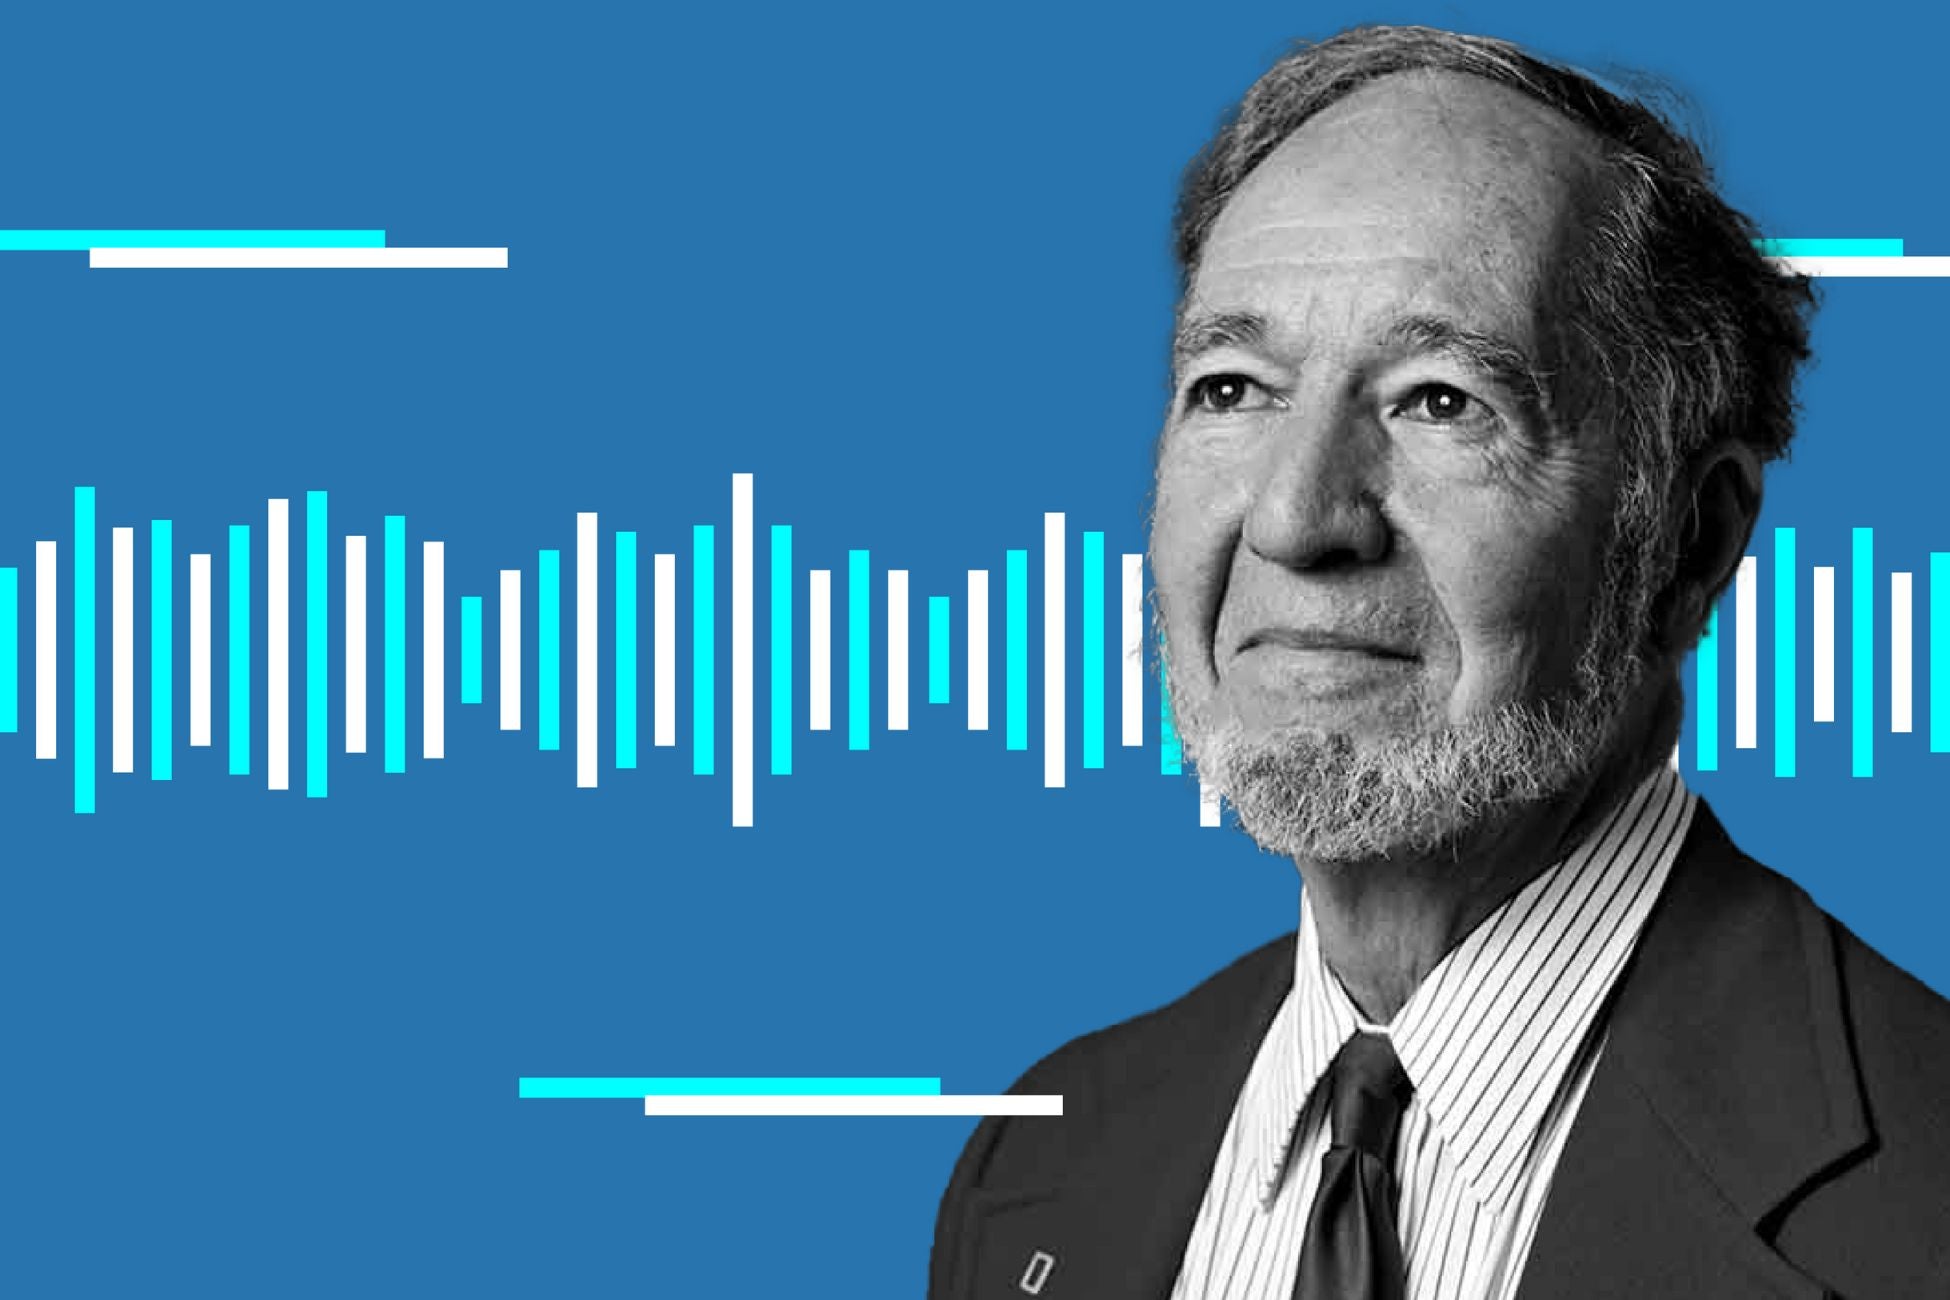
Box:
1018;1249;1057;1295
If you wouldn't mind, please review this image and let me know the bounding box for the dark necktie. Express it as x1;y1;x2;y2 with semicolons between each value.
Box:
1291;1032;1415;1300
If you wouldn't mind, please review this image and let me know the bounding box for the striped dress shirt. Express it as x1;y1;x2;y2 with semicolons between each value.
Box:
1169;766;1697;1300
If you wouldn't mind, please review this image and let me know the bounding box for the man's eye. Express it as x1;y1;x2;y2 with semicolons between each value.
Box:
1184;373;1276;415
1396;383;1480;424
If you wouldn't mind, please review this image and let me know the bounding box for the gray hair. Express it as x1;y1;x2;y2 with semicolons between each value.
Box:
1173;25;1816;660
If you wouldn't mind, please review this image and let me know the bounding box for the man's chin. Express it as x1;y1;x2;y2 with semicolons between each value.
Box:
1188;706;1604;866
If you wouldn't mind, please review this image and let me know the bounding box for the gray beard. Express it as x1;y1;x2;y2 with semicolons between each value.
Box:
1179;694;1618;864
1169;544;1655;865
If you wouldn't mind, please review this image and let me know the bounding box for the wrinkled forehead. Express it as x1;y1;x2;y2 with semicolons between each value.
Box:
1188;71;1610;375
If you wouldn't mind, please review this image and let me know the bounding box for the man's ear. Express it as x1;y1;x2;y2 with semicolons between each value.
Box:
1652;443;1763;655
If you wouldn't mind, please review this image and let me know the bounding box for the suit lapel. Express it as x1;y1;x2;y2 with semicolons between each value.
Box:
956;942;1295;1300
1515;805;1868;1300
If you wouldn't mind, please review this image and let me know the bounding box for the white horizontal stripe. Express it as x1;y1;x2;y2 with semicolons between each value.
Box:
89;247;509;269
641;1094;1062;1117
1769;255;1950;277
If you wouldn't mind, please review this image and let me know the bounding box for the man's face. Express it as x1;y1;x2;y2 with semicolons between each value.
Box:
1153;72;1636;861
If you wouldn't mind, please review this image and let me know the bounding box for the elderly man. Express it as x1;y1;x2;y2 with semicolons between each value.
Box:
930;26;1950;1300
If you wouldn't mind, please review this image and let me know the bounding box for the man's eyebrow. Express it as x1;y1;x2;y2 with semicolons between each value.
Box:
1172;310;1269;368
1384;315;1549;412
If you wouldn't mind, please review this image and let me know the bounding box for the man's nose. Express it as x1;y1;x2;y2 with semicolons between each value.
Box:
1240;398;1391;569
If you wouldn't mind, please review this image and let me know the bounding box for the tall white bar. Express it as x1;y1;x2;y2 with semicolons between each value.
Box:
112;527;134;774
346;536;368;752
1121;554;1142;747
500;569;522;731
653;554;675;746
576;512;598;789
967;569;989;731
1044;513;1066;789
1892;571;1913;734
731;475;753;827
424;541;445;759
809;569;832;731
1813;566;1836;723
888;569;909;732
35;541;56;759
268;498;289;791
1735;554;1757;749
1199;777;1222;827
190;553;211;747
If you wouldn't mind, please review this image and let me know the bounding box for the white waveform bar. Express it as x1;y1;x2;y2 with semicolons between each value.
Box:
424;541;446;761
347;537;368;752
190;553;211;748
268;498;290;792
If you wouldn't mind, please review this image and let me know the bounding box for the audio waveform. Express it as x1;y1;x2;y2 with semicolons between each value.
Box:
0;483;1942;824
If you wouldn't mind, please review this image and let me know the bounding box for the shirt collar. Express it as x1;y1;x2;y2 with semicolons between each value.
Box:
1244;765;1697;1214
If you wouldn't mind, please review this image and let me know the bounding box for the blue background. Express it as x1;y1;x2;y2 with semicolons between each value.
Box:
0;1;1943;1294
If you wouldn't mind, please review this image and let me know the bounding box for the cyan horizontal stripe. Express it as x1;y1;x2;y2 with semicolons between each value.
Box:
1754;238;1902;257
0;229;387;250
518;1076;943;1098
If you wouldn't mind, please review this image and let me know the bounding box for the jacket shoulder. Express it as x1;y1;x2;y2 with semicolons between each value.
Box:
927;932;1292;1298
1009;931;1294;1108
1778;907;1950;1286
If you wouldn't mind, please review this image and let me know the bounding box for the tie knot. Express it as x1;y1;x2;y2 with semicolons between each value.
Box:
1327;1033;1413;1162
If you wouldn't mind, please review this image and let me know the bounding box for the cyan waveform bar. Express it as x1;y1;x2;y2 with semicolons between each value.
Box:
229;525;249;775
929;595;950;706
693;527;713;773
1935;554;1949;753
771;526;791;775
849;548;869;751
1697;608;1720;772
518;1077;943;1099
540;549;561;753
461;596;483;706
307;493;326;798
1775;528;1796;778
386;516;406;773
75;487;96;814
617;535;637;768
0;229;387;251
1006;549;1026;751
153;519;173;782
1083;531;1104;770
0;567;15;733
1854;527;1874;777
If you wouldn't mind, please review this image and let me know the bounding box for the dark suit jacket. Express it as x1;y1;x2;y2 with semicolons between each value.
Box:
930;806;1950;1298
